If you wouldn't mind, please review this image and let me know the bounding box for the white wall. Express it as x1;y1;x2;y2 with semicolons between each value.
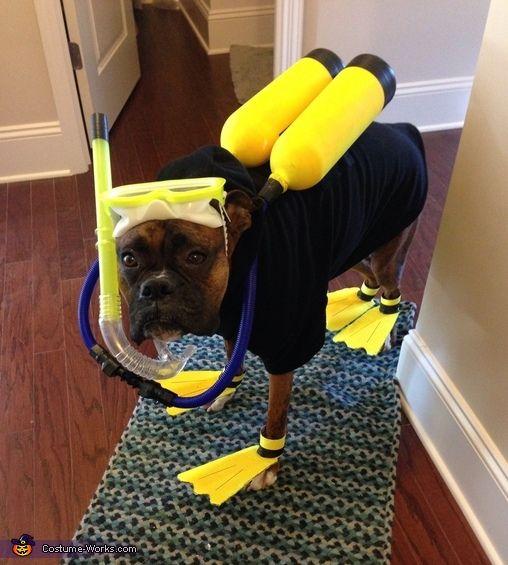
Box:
302;0;490;130
396;0;508;561
416;4;508;462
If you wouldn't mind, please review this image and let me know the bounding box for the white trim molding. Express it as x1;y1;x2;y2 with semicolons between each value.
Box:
0;169;74;184
396;330;508;565
274;0;303;75
0;121;61;141
380;76;473;132
180;0;275;55
209;4;274;21
395;76;473;97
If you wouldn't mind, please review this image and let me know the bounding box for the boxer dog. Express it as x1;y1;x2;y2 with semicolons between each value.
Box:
116;122;427;491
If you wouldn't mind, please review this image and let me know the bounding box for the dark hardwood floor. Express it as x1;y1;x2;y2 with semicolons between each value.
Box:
0;8;488;564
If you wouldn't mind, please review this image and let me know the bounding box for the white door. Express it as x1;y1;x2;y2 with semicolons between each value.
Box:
0;0;89;183
62;0;141;138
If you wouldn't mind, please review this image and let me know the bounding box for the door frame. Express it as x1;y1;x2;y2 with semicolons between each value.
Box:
274;0;304;75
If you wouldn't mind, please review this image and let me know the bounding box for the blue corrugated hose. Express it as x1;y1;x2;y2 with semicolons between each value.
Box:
77;258;257;409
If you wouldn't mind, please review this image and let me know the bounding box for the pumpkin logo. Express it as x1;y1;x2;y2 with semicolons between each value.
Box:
11;534;35;557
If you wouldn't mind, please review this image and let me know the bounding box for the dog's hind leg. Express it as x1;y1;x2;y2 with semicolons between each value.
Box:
369;221;418;349
206;338;246;412
351;258;379;290
334;221;418;353
326;259;380;332
369;221;418;299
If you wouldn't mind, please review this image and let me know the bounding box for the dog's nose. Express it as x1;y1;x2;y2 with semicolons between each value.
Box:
139;276;175;301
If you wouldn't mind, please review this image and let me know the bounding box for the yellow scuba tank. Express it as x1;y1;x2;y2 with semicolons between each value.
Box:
260;54;396;201
221;49;343;168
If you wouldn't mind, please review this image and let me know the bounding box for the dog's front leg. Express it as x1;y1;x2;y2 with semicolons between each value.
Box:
206;339;246;413
248;371;293;491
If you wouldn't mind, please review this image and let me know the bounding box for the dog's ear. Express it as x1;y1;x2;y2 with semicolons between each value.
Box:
225;190;253;236
224;190;262;240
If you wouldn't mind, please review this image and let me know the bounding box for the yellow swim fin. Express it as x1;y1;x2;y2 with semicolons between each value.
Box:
333;295;401;355
158;370;244;416
326;282;379;332
178;431;285;505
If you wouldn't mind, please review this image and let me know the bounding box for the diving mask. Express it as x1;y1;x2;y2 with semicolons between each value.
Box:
106;177;228;242
93;176;229;381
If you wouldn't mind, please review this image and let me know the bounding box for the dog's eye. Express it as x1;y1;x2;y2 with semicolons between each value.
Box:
121;252;138;268
186;251;207;265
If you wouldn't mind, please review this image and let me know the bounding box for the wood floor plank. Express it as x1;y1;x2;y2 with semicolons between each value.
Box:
0;261;33;433
400;424;490;564
34;350;74;538
133;129;163;183
0;430;34;538
55;176;87;280
76;168;96;241
31;179;64;353
109;122;145;186
423;131;461;187
62;278;110;527
390;517;422;564
0;184;7;344
393;426;462;564
5;181;31;263
0;184;7;262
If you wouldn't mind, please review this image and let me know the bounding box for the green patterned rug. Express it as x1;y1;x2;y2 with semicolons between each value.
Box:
68;304;414;564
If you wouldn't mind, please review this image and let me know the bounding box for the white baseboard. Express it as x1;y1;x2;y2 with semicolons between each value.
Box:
0;121;89;183
380;76;473;132
0;121;62;141
417;122;464;133
396;330;508;565
0;169;75;184
179;0;274;54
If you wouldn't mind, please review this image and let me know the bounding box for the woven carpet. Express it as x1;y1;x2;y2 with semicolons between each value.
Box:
229;45;274;104
68;303;415;564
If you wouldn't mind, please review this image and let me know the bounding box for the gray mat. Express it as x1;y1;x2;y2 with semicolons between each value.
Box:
229;45;274;104
68;304;415;564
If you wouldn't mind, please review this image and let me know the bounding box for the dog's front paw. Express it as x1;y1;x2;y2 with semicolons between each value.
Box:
205;393;235;413
247;462;279;491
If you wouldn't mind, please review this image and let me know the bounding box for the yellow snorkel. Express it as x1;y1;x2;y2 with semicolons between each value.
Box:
91;114;119;322
90;114;226;381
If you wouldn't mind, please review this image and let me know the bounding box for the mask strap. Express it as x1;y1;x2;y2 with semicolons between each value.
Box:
218;203;230;257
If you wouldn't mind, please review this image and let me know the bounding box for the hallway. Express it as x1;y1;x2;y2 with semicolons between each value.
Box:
0;7;487;563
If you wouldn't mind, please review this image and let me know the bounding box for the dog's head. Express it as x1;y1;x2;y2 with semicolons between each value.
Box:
116;190;257;344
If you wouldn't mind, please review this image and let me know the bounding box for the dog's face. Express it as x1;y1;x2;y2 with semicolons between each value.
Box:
116;190;256;344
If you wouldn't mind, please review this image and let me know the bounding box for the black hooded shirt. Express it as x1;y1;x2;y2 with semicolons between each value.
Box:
158;122;428;374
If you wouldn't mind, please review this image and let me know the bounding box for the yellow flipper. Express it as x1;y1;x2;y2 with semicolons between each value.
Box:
326;287;375;332
333;302;400;355
178;446;278;506
158;370;245;416
158;370;221;416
